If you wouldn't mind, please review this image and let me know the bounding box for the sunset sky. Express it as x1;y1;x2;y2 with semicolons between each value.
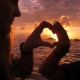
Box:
14;0;80;27
13;0;80;39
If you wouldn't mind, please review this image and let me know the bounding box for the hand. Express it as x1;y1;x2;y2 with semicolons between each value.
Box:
51;42;57;48
48;22;59;33
22;21;53;51
38;21;52;29
52;44;56;48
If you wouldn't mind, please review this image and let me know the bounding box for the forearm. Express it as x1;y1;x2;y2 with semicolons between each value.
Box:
20;43;33;75
53;41;66;47
39;52;62;79
20;42;33;55
52;42;60;47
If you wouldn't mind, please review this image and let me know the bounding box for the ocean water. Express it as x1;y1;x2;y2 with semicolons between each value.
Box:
13;27;80;80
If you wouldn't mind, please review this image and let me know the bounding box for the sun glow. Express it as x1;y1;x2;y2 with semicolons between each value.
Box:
42;28;58;41
50;31;58;41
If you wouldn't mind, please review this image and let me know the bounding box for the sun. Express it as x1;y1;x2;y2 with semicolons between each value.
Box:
42;28;58;41
50;31;58;41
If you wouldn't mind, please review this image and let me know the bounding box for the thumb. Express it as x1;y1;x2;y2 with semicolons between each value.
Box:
41;41;52;48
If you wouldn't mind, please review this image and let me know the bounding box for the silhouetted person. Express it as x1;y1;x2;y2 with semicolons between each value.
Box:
0;0;21;80
39;22;70;80
19;21;52;78
39;22;80;80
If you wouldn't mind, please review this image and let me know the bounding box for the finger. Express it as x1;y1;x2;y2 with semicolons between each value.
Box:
39;21;53;30
31;21;52;37
30;23;44;37
43;21;53;29
52;45;56;48
41;41;52;48
30;21;53;38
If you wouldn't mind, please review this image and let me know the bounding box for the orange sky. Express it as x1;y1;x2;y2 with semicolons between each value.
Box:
42;27;80;40
13;0;80;40
16;0;80;27
13;24;80;40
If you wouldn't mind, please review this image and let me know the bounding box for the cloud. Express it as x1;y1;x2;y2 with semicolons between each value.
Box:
26;0;79;18
38;0;80;16
33;21;39;29
59;15;71;27
52;15;71;27
19;0;44;14
17;0;80;27
19;0;80;16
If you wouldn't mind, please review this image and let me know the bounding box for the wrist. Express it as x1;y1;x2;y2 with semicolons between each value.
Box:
20;42;33;55
55;48;66;58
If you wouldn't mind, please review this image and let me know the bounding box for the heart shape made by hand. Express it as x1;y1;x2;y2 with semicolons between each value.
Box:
23;21;55;50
